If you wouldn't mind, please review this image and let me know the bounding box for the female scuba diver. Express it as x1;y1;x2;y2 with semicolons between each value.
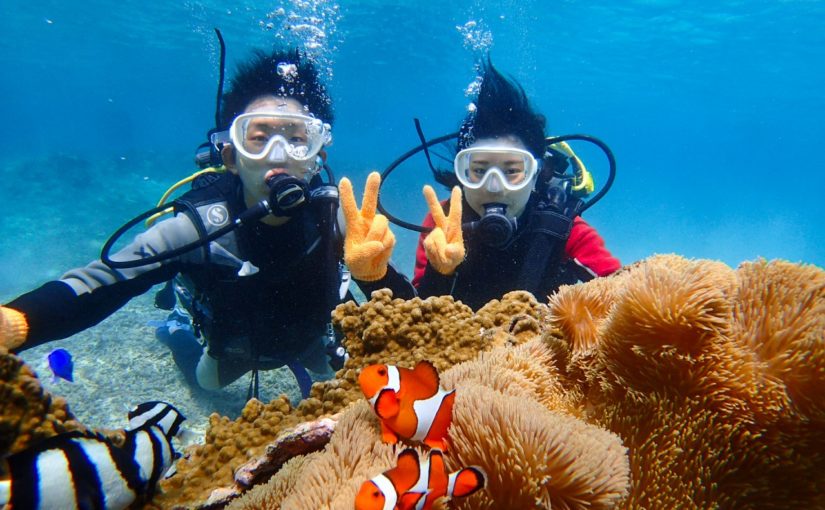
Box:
0;46;348;400
341;57;620;310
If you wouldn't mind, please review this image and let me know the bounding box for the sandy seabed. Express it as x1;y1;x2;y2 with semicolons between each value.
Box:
18;290;303;438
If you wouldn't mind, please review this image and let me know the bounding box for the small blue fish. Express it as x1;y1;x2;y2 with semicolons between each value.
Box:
47;348;74;382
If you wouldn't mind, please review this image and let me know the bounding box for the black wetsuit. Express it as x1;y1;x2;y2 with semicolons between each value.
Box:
6;172;344;389
357;198;621;310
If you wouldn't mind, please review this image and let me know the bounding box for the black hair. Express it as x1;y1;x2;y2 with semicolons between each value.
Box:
219;48;334;129
433;57;546;189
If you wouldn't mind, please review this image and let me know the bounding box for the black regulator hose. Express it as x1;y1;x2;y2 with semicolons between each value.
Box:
375;128;616;234
376;131;459;233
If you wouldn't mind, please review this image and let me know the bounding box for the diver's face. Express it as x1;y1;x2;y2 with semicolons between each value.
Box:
462;137;537;219
224;96;319;206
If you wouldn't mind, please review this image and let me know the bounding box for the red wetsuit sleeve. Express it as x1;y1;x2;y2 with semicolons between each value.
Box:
564;216;621;277
412;212;437;288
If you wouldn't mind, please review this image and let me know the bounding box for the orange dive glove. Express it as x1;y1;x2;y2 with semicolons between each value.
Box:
340;172;396;281
0;306;28;351
422;185;465;275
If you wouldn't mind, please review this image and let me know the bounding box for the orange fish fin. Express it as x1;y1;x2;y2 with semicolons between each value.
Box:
451;466;487;498
355;480;387;510
375;388;400;419
387;448;421;493
379;421;399;444
425;449;448;496
428;449;445;471
423;390;456;451
396;448;421;471
412;359;441;389
397;491;425;510
423;437;449;451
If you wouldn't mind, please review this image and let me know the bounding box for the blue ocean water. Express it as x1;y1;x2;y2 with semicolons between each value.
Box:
1;0;824;303
1;1;823;496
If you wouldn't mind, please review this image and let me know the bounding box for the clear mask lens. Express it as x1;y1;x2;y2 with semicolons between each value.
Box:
454;147;538;192
229;112;331;162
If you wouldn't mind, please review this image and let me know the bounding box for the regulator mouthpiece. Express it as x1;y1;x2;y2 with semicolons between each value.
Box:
266;173;309;217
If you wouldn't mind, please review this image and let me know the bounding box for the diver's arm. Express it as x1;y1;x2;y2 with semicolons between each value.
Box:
353;261;417;300
564;217;621;281
411;215;457;298
3;214;202;351
412;263;456;299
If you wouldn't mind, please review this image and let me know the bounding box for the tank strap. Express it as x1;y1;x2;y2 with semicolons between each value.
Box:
514;197;582;297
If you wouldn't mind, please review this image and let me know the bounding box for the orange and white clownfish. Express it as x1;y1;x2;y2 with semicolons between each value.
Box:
355;448;486;510
358;360;455;450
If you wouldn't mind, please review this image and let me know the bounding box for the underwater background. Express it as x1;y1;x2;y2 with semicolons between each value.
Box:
1;0;823;429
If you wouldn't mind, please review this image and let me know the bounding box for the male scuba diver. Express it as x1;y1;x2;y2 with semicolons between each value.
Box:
340;58;620;310
0;47;347;400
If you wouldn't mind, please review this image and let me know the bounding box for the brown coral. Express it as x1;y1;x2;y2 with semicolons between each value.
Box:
334;289;483;368
116;255;825;508
442;338;583;417
545;256;825;509
224;452;321;510
227;365;630;510
732;259;825;422
0;352;85;465
155;290;547;508
227;400;398;510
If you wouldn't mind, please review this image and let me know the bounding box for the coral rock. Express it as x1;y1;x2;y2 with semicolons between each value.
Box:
0;352;85;460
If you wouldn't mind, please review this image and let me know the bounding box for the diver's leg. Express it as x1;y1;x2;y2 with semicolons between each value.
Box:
196;353;252;390
297;336;337;380
155;319;203;388
287;362;313;399
194;352;223;390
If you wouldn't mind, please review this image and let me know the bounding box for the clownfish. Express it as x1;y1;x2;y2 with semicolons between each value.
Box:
0;401;186;510
359;361;455;450
355;448;486;510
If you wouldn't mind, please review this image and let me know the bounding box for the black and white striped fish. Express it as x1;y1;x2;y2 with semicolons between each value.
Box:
0;401;186;510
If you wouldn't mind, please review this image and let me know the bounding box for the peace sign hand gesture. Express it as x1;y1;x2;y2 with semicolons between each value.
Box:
339;172;396;281
422;185;465;275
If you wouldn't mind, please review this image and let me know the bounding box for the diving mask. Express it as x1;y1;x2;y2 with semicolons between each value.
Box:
454;147;538;192
219;111;332;163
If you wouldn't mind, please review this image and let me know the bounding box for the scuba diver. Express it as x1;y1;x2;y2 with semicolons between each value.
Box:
341;57;620;310
0;46;349;400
